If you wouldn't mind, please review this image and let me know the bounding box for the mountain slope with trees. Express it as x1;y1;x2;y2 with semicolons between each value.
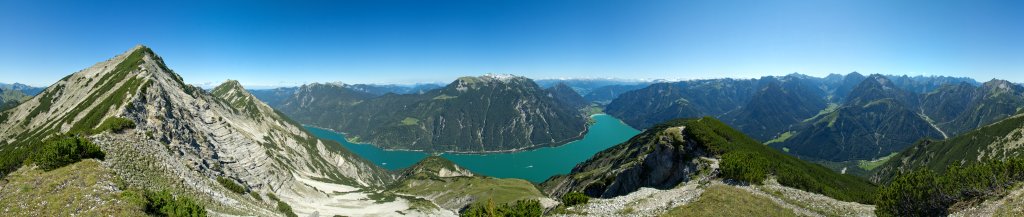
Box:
273;74;588;152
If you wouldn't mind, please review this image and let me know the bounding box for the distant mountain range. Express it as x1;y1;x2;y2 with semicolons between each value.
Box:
248;83;443;107
0;83;45;96
0;83;43;111
603;72;1024;162
534;78;653;104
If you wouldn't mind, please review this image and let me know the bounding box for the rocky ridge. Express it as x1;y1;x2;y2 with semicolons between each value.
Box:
0;45;450;216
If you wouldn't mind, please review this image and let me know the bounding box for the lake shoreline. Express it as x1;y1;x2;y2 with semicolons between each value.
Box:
305;114;606;155
307;114;640;183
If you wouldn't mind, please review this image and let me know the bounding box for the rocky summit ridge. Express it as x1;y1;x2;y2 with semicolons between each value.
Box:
0;45;456;216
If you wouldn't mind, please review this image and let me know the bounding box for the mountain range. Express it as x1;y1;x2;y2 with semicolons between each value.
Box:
604;72;1024;162
0;83;42;111
264;74;589;153
4;45;1024;216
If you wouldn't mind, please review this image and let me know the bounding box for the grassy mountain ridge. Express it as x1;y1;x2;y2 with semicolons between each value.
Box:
541;116;877;204
872;112;1024;183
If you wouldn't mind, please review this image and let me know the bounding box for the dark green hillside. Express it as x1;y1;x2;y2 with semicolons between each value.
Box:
873;113;1024;183
605;79;759;129
542;117;876;204
876;158;1024;216
248;87;297;107
546;83;589;109
939;80;1024;135
722;76;828;141
582;84;650;104
278;74;588;152
773;74;944;161
0;88;31;111
682;117;877;203
825;72;866;103
774;98;943;161
275;83;377;125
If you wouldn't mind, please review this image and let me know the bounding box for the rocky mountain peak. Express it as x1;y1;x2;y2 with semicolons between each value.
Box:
451;74;535;92
847;71;865;79
982;79;1021;94
845;74;908;105
0;45;403;216
866;74;894;89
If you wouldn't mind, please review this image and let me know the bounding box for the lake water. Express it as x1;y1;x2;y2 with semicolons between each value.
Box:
307;114;640;183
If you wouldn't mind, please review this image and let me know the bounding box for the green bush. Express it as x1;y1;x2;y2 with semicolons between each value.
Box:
216;176;246;194
876;158;1024;216
94;117;136;133
250;191;263;201
277;201;298;217
27;136;105;171
144;189;207;217
720;151;770;184
461;198;542;217
560;192;590;206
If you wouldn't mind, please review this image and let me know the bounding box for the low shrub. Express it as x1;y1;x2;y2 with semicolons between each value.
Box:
561;192;590;206
277;201;298;217
876;158;1024;216
250;191;263;201
94;117;136;133
216;176;246;194
144;189;207;217
27;136;105;171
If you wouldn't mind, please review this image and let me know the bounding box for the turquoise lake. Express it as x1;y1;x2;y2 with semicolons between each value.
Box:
307;114;640;183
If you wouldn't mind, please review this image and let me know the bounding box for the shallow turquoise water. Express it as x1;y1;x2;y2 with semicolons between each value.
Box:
307;114;640;183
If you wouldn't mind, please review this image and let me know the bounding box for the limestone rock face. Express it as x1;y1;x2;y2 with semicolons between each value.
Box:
0;45;403;216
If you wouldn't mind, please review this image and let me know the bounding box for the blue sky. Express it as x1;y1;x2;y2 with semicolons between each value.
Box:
1;0;1021;88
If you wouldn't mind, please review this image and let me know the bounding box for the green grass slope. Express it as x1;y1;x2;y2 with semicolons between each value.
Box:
0;159;147;216
661;184;797;217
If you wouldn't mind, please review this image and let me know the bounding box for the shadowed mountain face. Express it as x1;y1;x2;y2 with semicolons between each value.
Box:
272;74;588;152
604;79;760;130
583;84;650;104
546;82;589;109
721;76;828;141
773;75;943;161
775;75;1024;161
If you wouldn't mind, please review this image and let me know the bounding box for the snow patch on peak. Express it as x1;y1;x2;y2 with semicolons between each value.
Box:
482;73;522;81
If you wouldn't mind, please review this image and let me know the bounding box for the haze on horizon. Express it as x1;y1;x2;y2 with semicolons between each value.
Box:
1;0;1022;88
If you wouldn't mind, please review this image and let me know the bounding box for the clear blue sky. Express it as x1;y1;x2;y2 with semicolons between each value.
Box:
1;0;1021;88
